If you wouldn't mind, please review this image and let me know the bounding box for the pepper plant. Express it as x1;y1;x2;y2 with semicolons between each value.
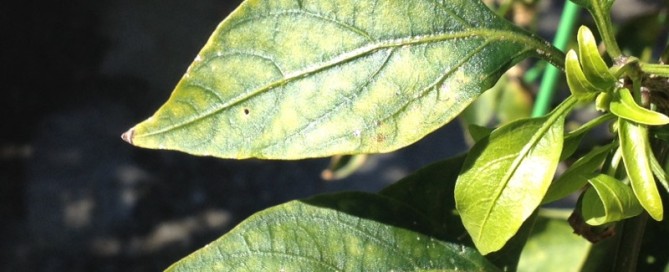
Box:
122;0;669;270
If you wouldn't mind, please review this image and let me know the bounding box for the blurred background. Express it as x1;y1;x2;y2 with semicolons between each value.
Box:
0;0;662;271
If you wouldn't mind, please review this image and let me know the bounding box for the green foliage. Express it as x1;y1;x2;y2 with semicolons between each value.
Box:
581;174;643;225
166;192;499;271
122;0;669;270
544;143;614;204
619;119;664;220
454;101;571;254
122;0;560;159
610;88;669;125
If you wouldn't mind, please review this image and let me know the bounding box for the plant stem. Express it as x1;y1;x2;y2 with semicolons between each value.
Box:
532;2;580;117
565;113;615;138
591;2;622;59
612;213;649;271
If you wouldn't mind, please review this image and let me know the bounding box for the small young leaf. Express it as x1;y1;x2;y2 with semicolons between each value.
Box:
581;174;644;226
122;0;562;159
455;102;570;254
577;26;616;88
166;192;500;271
610;88;669;125
619;118;664;220
544;143;614;204
565;50;601;99
595;91;612;112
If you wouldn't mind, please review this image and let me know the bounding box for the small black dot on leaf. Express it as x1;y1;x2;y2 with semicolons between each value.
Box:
244;109;250;115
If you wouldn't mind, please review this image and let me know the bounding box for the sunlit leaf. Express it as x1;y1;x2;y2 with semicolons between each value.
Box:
565;50;600;99
455;99;572;254
576;26;616;88
610;88;669;126
166;192;500;271
595;92;612;112
122;0;562;159
619;118;664;220
380;154;530;271
581;174;643;225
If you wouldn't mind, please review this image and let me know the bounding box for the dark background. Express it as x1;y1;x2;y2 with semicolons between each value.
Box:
0;1;469;271
0;0;661;271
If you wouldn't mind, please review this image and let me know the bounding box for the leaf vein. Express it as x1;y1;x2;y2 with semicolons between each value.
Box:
135;30;542;139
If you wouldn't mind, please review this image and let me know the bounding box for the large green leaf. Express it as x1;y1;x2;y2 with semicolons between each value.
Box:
455;98;574;254
122;0;562;159
166;192;499;271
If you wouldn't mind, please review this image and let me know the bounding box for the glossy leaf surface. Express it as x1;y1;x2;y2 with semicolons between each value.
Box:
455;108;567;254
581;174;643;225
565;50;600;99
166;192;499;271
619;118;664;220
610;88;669;126
576;26;615;88
122;0;561;159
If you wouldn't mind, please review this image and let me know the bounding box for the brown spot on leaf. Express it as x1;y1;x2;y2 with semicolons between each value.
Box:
243;108;250;115
376;134;385;143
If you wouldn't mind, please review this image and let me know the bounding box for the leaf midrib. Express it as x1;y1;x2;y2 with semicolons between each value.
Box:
135;29;555;139
475;97;575;242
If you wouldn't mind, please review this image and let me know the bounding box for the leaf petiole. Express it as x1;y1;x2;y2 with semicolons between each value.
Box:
566;113;616;139
639;63;669;77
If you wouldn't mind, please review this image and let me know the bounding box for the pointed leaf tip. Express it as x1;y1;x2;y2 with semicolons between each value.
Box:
121;128;134;144
127;0;561;159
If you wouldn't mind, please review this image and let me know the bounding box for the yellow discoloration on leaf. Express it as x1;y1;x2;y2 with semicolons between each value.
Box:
124;0;562;159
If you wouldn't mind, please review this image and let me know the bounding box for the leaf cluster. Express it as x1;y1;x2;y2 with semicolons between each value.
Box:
123;0;669;270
